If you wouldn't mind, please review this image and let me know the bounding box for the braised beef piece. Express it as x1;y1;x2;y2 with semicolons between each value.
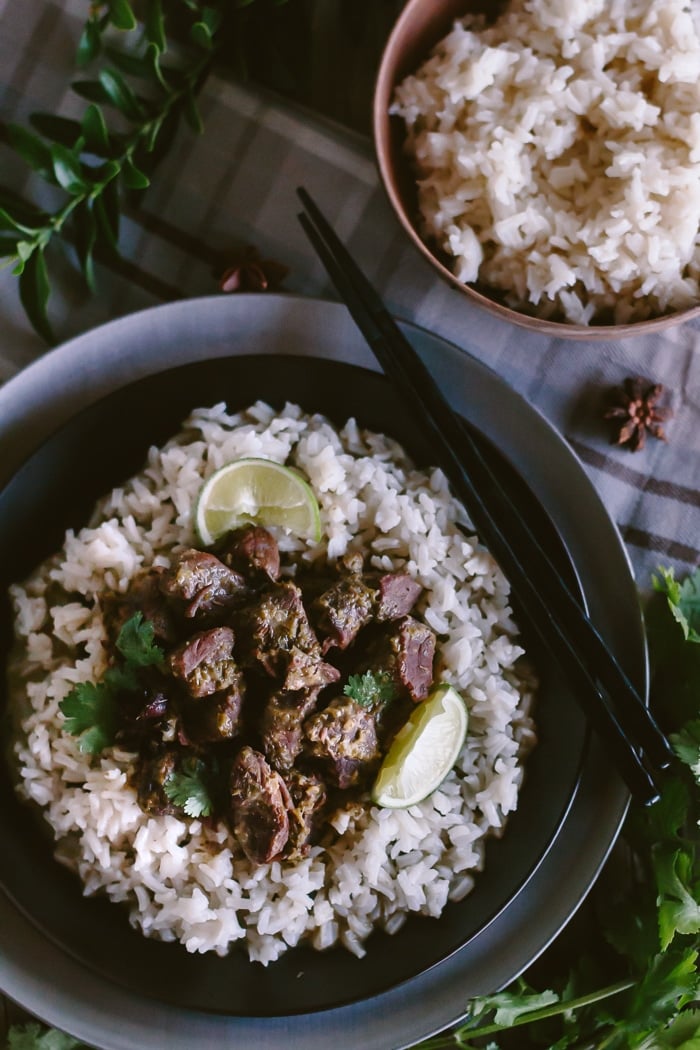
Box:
261;688;321;773
135;746;180;815
159;549;247;618
103;570;178;645
217;525;280;582
366;616;436;703
304;697;381;789
180;676;246;744
229;746;291;864
169;625;239;698
284;770;326;860
375;573;423;622
312;575;376;652
279;647;340;693
234;581;320;674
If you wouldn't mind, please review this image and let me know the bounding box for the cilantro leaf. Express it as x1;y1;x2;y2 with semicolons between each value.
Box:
655;846;700;950
59;680;118;755
671;721;700;781
343;670;396;707
163;759;213;818
8;1021;87;1049
653;566;700;644
115;610;164;668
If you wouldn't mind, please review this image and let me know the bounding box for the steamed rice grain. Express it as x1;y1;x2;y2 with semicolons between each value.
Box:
8;402;534;964
391;0;700;324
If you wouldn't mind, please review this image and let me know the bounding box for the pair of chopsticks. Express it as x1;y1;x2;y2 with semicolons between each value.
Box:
296;186;674;806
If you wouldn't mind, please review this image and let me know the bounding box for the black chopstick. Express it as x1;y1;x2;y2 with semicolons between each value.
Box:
297;185;674;806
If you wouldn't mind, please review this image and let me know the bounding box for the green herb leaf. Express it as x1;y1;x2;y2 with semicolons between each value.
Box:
116;611;164;668
144;0;167;53
73;199;98;292
18;246;54;344
653;566;700;644
7;1020;87;1049
164;759;213;818
98;67;144;121
121;156;150;189
108;0;138;31
655;846;700;950
344;670;397;707
51;143;90;194
77;18;102;66
59;680;119;755
82;103;112;156
672;720;700;779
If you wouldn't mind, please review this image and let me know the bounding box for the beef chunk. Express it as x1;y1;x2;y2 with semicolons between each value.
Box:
169;626;238;698
180;676;246;744
159;549;246;618
284;770;326;860
280;647;340;692
229;746;291;864
261;688;321;773
312;575;376;652
234;581;320;674
305;697;381;789
217;525;280;582
103;570;177;645
134;747;179;816
367;616;436;703
375;573;422;622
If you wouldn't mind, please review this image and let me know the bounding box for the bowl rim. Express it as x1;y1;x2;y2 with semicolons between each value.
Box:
371;0;700;340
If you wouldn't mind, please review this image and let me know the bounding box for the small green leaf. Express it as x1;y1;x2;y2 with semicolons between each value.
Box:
77;18;102;66
655;846;700;949
18;246;54;344
50;143;90;194
72;79;113;106
164;759;213;818
29;113;82;149
190;20;213;48
144;0;166;52
121;156;150;189
344;670;397;707
115;612;163;667
108;0;138;31
653;566;700;644
94;178;120;250
82;104;111;155
73;200;98;293
7;124;55;179
98;67;144;120
12;239;35;274
7;1020;86;1049
105;45;159;81
59;680;118;754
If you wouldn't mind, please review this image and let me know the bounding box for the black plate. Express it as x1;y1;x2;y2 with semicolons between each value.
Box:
0;354;586;1016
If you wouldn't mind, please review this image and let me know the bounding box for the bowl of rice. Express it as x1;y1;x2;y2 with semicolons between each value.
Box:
373;0;700;337
0;295;642;1046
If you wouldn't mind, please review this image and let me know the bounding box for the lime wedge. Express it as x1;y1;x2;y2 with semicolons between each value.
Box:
371;684;468;809
194;458;321;546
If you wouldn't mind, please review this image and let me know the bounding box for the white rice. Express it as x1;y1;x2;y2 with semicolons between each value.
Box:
8;402;535;965
390;0;700;324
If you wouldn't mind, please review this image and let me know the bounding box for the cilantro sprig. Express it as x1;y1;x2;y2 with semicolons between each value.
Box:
414;564;700;1050
59;611;163;755
343;669;397;708
163;756;214;818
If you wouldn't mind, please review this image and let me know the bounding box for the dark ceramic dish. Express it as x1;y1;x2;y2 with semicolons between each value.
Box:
0;354;586;1016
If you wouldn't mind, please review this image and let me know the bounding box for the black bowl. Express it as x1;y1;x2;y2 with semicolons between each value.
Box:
0;354;586;1016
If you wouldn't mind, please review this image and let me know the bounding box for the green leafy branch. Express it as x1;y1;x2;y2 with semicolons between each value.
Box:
0;0;280;343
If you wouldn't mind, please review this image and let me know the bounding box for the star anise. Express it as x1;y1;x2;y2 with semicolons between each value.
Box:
603;375;673;452
219;246;289;293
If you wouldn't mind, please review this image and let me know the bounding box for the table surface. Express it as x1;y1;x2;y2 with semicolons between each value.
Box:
3;0;700;1044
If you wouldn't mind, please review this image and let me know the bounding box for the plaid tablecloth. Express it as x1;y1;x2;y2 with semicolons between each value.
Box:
2;0;700;1040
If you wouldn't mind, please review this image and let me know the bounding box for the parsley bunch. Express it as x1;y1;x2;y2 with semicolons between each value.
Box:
416;566;700;1049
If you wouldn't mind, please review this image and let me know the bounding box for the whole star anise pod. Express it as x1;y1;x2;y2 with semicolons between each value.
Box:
219;246;289;293
603;375;673;451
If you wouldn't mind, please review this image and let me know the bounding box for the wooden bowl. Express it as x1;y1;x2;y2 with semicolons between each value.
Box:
372;0;700;340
